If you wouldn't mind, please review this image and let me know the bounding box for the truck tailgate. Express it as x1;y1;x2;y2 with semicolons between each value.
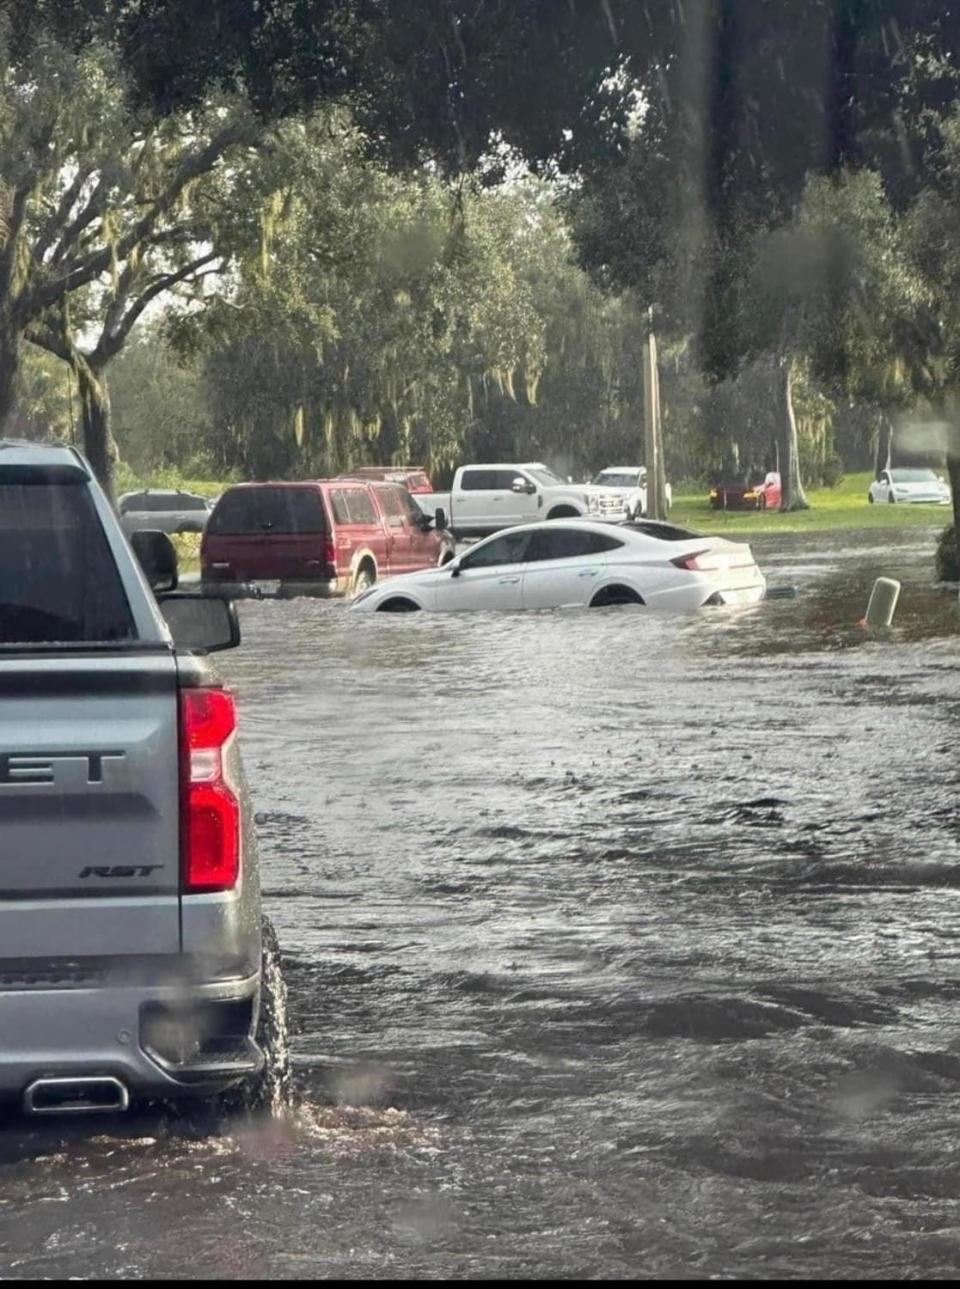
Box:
0;653;181;960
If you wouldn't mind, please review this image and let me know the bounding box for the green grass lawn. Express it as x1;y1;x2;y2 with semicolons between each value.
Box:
670;471;953;536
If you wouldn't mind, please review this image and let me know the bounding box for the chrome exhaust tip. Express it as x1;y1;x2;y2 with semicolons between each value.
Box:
23;1076;130;1116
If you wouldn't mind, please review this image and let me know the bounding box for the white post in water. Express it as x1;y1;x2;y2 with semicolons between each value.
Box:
864;577;901;628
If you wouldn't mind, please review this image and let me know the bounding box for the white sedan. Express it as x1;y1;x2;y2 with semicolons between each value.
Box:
868;468;951;505
351;519;765;613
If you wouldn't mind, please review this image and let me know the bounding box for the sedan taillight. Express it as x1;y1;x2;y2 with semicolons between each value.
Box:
671;550;710;572
180;688;240;893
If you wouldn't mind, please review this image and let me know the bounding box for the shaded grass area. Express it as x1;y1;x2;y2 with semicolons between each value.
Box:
671;472;951;536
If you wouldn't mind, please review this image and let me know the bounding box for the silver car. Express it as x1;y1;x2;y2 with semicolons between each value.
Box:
118;488;213;535
0;443;287;1117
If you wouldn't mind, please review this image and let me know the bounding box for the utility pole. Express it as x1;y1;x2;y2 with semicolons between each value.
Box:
642;308;666;520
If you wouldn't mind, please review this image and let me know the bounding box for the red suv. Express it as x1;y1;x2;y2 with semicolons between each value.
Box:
201;479;454;598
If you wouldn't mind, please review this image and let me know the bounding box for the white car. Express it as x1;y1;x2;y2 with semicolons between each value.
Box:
868;468;951;506
351;519;765;613
591;466;673;519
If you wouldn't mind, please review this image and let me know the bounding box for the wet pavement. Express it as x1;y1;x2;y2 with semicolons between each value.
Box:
2;526;960;1279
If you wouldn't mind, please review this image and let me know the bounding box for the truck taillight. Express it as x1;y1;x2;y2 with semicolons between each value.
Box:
180;688;239;893
323;535;336;567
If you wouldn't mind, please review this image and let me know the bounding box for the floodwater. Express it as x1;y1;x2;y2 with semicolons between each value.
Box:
3;526;960;1280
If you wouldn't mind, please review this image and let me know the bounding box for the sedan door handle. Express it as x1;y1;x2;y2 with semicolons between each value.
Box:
578;569;598;577
498;576;521;584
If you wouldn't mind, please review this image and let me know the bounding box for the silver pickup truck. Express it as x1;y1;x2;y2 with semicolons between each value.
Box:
0;441;287;1118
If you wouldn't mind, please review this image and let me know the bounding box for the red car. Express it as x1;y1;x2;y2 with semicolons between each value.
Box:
341;466;434;494
709;471;782;511
201;479;454;598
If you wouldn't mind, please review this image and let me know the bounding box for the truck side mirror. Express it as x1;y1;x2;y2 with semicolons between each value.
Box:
158;593;241;652
435;507;447;530
132;529;178;593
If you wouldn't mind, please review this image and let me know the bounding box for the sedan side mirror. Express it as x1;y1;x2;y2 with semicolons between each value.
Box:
158;593;241;652
132;529;178;593
449;560;461;579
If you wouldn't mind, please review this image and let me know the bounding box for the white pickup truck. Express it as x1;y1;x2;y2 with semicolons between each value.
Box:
414;463;609;539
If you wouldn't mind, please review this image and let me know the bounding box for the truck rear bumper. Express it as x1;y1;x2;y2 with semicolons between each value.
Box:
0;970;261;1106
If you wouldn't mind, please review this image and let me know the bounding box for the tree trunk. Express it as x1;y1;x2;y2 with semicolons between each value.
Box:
874;413;892;479
947;455;960;570
0;316;21;435
74;357;118;499
777;358;810;511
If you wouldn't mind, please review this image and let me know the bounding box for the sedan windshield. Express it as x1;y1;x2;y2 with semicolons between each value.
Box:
890;469;939;483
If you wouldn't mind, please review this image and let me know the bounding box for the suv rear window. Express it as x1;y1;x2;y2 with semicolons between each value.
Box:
207;487;326;535
0;480;135;644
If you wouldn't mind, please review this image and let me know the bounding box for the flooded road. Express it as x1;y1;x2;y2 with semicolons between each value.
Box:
3;526;960;1279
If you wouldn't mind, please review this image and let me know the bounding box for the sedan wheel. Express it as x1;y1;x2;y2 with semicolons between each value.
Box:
591;586;644;607
888;491;896;504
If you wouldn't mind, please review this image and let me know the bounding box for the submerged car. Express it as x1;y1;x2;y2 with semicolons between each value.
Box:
352;518;765;613
709;471;781;511
591;466;673;519
868;468;951;505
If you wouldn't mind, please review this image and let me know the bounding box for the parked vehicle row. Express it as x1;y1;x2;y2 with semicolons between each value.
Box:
352;518;765;614
411;462;677;536
709;465;951;511
201;477;454;599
